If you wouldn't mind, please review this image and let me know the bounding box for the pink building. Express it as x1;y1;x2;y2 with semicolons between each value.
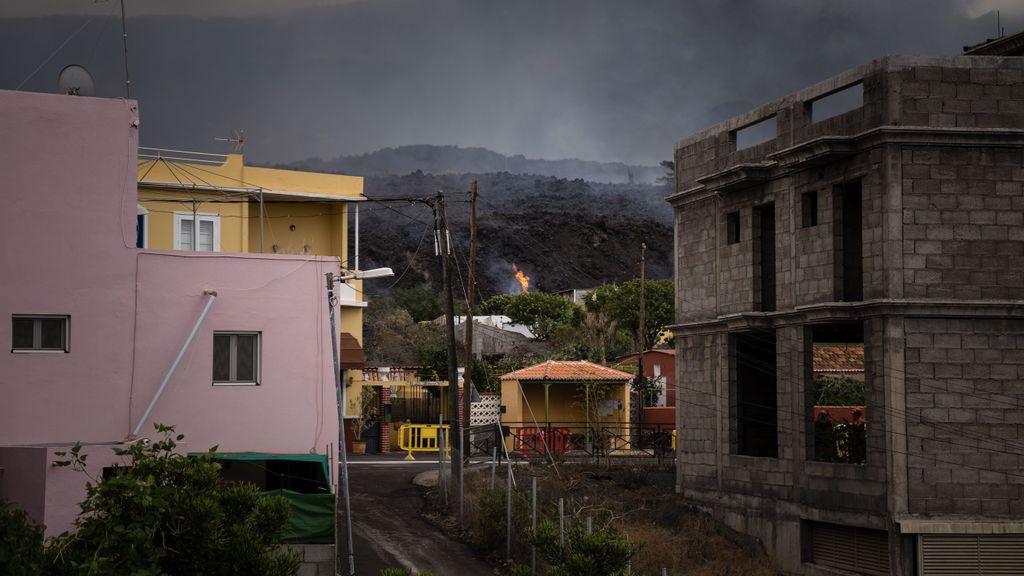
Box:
0;90;340;536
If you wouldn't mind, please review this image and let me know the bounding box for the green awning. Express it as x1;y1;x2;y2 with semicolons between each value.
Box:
265;489;335;544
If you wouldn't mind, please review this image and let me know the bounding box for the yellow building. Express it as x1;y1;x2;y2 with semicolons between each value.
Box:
137;147;371;416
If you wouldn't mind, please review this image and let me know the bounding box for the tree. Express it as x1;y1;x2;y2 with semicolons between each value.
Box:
45;424;299;576
393;283;443;322
363;296;420;366
586;279;674;352
656;159;675;187
477;294;516;316
503;292;583;341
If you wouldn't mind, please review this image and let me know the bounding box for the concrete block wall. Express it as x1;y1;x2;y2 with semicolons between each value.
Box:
676;198;718;322
904;317;1024;517
902;146;1024;299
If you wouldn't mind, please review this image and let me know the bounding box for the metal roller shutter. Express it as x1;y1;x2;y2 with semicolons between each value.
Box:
809;521;889;576
919;534;1024;576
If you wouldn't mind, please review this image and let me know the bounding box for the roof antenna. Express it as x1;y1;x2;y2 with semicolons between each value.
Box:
215;129;245;153
120;0;132;98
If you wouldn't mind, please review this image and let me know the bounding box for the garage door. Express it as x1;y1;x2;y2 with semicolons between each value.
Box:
919;534;1024;575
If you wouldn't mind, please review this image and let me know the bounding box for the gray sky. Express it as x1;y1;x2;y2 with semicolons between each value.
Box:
2;0;1022;166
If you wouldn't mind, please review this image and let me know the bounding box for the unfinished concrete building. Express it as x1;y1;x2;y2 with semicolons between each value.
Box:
670;46;1024;575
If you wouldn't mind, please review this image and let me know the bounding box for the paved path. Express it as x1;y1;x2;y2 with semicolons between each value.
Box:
341;457;495;576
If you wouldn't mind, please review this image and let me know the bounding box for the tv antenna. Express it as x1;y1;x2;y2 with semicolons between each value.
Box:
215;129;245;153
57;64;96;96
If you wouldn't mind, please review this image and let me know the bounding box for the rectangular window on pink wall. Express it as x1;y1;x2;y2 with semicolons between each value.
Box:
11;315;68;352
213;332;259;385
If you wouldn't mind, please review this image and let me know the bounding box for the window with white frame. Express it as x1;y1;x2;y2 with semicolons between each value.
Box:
213;332;259;385
11;315;69;352
174;212;220;252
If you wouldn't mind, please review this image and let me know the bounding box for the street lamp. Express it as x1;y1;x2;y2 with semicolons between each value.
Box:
326;267;393;576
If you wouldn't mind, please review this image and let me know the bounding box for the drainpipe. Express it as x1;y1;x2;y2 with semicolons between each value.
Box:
132;291;217;437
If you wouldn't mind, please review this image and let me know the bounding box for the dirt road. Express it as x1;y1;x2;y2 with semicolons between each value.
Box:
342;460;495;576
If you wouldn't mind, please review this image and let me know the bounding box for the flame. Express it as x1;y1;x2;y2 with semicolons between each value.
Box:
512;262;530;293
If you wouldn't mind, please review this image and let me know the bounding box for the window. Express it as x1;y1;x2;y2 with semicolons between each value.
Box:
834;180;863;301
754;203;776;312
808;323;866;464
732;330;777;457
808;82;864;124
801;192;818;228
136;205;148;248
11;315;68;352
726;211;741;245
174;212;220;252
213;332;259;384
731;116;777;150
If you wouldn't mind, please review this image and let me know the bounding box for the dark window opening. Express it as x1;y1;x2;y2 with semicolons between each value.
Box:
754;203;776;312
11;315;68;352
215;458;330;494
213;332;259;384
834;180;863;301
804;520;889;576
733;330;778;458
809;323;866;464
808;83;864;124
732;116;777;150
726;211;741;245
801;191;818;228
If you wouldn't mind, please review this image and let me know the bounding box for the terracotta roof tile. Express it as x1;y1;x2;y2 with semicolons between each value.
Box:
500;360;634;381
813;344;864;374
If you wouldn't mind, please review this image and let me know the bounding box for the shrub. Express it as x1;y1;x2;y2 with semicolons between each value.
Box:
0;500;44;576
528;518;636;576
45;424;300;576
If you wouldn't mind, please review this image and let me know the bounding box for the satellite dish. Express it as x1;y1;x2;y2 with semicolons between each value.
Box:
57;64;95;96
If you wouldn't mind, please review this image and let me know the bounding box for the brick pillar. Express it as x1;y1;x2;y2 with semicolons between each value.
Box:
458;385;465;427
380;386;392;453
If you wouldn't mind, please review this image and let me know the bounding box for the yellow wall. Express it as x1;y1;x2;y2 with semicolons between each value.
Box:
500;380;630;427
249;202;348;258
139;191;249;252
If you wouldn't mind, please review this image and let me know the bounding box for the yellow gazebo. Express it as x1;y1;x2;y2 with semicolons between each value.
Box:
500;360;633;429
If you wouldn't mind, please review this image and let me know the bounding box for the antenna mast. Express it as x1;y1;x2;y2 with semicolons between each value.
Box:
120;0;131;98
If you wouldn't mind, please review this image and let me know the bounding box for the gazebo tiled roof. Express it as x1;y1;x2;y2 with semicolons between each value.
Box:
500;360;634;382
813;344;864;374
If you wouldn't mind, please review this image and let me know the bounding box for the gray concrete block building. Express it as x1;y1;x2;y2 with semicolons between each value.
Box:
670;38;1024;576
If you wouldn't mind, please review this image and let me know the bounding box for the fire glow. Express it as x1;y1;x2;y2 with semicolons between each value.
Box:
512;262;530;293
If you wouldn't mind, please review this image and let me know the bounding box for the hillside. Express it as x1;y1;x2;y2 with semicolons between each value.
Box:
286;144;664;184
354;171;674;298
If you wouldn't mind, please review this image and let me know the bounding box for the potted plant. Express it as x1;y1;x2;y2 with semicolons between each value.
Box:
351;386;378;454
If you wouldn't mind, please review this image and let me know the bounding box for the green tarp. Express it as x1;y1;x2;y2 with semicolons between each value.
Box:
194;452;335;544
264;489;335;544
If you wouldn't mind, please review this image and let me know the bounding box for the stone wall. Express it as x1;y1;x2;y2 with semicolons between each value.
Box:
902;146;1024;299
904;318;1024;517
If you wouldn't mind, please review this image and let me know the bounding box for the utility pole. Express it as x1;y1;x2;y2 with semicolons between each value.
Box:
636;242;646;447
461;180;478;523
435;192;461;497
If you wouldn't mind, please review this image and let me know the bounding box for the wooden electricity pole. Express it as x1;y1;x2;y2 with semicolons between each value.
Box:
460;180;478;523
636;242;647;445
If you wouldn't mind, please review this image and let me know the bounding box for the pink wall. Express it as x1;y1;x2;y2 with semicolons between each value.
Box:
0;91;139;445
0;90;341;535
131;251;339;456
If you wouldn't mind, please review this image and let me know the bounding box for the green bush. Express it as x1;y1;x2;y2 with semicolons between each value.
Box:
528;518;636;576
0;500;44;576
44;424;300;576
